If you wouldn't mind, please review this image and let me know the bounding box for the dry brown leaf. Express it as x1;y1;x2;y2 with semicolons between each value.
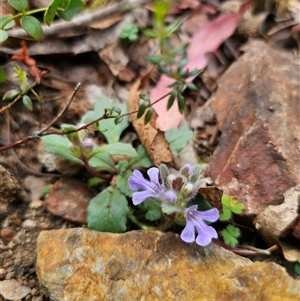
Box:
198;186;223;212
88;14;123;29
128;70;173;166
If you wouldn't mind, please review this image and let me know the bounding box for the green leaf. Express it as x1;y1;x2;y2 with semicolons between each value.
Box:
0;15;15;30
0;67;6;82
44;0;69;25
157;64;172;77
165;126;194;156
57;0;85;21
139;93;149;101
89;152;115;172
221;194;230;207
148;55;163;64
114;116;123;125
186;82;197;91
22;95;33;110
116;160;129;173
221;194;244;217
94;143;137;158
116;170;133;197
93;96;129;144
140;198;162;221
20;16;44;41
219;207;232;221
294;260;300;276
177;93;185;113
41;135;83;164
0;30;8;43
87;177;104;187
137;102;148;119
145;210;161;221
87;186;129;232
128;144;152;169
177;57;189;69
8;0;28;11
61;123;77;134
144;107;153;125
142;28;157;38
167;91;176;110
80;110;96;124
221;225;241;247
2;89;20;101
165;20;182;35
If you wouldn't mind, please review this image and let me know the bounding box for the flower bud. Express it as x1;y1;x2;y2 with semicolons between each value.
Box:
182;182;193;195
81;138;94;157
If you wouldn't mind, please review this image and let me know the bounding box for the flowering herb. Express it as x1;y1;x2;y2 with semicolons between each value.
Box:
128;164;220;247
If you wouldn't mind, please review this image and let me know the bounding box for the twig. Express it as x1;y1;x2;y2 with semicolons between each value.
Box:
0;82;81;151
7;0;151;39
37;82;81;135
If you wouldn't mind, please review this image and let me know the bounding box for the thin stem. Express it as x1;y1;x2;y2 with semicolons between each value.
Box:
81;156;113;182
128;211;175;231
37;82;81;136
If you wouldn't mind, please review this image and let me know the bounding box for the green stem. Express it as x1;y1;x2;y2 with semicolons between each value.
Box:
1;8;47;30
128;211;175;231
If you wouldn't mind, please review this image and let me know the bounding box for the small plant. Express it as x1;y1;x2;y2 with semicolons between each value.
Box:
139;1;200;123
40;96;194;233
2;66;40;111
219;194;244;247
120;23;139;42
127;163;219;246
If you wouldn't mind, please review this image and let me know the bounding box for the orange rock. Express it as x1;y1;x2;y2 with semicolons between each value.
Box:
36;229;300;301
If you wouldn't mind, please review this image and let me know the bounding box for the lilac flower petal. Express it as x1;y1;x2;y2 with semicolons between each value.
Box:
164;190;177;202
181;205;219;247
128;169;160;192
192;208;219;223
195;224;218;246
147;167;160;185
181;220;195;243
128;170;151;190
132;190;157;205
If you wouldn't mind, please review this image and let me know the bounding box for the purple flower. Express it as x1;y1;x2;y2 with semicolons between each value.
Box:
181;205;219;246
128;168;176;205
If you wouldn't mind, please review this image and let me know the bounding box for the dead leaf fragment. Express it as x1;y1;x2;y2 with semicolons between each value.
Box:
199;186;223;212
128;70;173;166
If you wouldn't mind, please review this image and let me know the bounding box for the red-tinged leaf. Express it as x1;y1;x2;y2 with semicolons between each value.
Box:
150;0;252;131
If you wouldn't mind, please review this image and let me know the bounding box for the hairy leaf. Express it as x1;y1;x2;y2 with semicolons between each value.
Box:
165;126;193;156
87;186;129;232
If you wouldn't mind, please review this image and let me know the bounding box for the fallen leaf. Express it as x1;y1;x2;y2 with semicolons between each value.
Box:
128;69;173;166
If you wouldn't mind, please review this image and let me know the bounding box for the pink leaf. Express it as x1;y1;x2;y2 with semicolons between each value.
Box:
150;0;252;131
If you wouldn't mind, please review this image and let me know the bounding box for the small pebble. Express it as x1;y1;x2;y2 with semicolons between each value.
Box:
0;228;16;241
5;271;15;280
0;268;7;279
22;219;37;228
29;200;44;210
